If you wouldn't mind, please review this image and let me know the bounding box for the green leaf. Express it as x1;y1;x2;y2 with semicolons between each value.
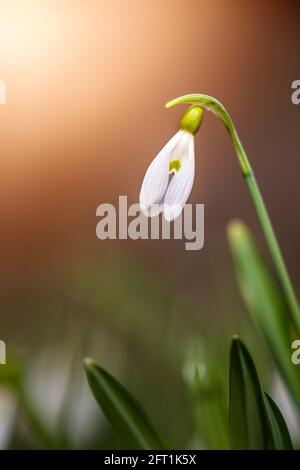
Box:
264;393;293;450
229;336;272;449
227;220;300;411
83;358;166;450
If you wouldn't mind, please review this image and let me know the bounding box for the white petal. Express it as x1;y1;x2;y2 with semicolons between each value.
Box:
139;203;164;218
169;130;191;164
139;131;183;216
163;135;195;222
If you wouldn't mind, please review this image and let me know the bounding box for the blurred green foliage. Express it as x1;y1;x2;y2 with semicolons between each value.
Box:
0;225;299;449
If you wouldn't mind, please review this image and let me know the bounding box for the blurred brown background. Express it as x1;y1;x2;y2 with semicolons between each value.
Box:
1;0;299;301
0;0;299;447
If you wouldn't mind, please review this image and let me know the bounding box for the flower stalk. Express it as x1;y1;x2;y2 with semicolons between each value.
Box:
166;94;300;334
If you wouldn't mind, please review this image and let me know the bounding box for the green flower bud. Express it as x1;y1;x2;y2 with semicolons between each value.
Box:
179;105;204;135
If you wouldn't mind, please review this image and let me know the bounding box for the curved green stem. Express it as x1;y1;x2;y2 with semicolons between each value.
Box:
166;94;300;334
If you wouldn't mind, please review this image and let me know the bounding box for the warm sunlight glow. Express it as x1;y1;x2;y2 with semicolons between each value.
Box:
0;1;64;71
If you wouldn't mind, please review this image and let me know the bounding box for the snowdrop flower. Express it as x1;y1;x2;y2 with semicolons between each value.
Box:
140;105;203;221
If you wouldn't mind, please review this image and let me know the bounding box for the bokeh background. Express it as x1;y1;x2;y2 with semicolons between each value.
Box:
0;0;299;449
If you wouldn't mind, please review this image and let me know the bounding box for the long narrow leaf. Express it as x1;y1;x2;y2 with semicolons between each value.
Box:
229;336;272;449
264;393;293;450
227;220;300;411
84;358;166;450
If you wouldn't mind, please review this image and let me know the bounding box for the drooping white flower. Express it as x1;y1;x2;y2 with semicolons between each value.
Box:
139;106;203;222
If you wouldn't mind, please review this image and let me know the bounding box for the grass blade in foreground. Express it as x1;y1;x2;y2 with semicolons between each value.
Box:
227;220;300;412
83;358;166;450
264;393;293;450
229;336;272;449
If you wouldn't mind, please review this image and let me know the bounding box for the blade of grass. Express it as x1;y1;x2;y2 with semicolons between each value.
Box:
264;393;293;450
229;336;272;449
227;220;300;412
83;358;166;450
